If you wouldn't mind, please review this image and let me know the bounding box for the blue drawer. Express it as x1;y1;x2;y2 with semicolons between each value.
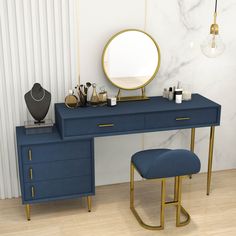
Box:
22;140;91;164
64;114;144;137
23;159;91;182
24;175;92;200
145;108;219;130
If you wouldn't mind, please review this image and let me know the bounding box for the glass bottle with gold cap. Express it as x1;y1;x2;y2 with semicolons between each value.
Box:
65;89;79;108
90;83;100;106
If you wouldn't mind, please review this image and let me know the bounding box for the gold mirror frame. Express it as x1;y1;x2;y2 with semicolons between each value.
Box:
102;29;161;101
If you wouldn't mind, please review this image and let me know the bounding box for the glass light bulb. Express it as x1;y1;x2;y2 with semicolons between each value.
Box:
201;33;225;58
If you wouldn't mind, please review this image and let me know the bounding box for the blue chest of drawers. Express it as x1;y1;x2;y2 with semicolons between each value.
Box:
16;127;95;206
16;94;221;220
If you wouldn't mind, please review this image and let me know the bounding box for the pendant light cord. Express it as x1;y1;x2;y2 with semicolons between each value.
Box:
214;0;218;13
213;0;218;24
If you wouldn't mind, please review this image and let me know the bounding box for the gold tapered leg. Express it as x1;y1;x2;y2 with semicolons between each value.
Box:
174;177;178;201
190;128;195;152
87;196;92;212
25;204;31;221
207;126;215;195
189;128;196;179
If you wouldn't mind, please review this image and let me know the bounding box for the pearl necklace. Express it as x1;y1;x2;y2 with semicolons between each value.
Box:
30;89;46;102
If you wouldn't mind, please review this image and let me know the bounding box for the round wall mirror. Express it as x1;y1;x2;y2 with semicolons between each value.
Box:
102;29;161;100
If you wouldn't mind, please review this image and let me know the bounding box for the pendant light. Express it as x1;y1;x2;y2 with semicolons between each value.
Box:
201;0;225;58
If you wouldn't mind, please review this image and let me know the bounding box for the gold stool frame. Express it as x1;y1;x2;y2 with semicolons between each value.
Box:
130;163;190;230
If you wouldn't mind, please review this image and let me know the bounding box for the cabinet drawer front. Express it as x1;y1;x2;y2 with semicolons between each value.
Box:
145;108;218;130
64;114;144;137
22;140;91;164
24;176;92;200
23;159;91;182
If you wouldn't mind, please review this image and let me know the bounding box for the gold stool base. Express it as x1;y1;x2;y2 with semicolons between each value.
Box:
130;204;190;230
130;163;191;230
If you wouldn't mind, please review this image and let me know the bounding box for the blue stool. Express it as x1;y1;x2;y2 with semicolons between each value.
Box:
130;149;201;230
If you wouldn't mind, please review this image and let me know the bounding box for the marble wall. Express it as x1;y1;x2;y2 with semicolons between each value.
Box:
80;0;236;186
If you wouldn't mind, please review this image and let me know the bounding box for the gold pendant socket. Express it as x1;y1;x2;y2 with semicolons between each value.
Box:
210;24;219;35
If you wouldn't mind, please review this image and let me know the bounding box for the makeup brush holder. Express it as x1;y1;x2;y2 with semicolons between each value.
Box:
78;91;87;107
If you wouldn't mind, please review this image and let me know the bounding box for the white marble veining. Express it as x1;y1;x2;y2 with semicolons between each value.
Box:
145;0;236;172
80;0;236;186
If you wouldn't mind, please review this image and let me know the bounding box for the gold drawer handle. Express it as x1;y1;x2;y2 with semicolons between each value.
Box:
98;124;114;128
31;186;35;198
176;117;191;121
29;168;33;180
28;149;32;161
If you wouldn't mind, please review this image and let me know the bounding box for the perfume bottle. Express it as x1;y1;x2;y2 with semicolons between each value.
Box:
168;87;174;101
65;89;79;108
90;83;99;106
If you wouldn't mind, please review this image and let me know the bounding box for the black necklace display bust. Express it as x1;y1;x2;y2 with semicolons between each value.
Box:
24;83;51;123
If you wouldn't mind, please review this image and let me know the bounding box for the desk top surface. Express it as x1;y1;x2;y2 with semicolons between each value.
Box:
55;94;221;119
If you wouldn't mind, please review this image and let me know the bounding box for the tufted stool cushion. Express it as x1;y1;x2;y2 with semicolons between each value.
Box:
131;149;201;179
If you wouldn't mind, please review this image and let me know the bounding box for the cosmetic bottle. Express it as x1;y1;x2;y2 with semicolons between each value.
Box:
107;97;117;106
90;83;100;106
168;87;174;101
175;88;183;104
173;86;176;100
163;88;169;98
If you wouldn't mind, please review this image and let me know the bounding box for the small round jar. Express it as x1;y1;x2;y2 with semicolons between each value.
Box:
182;91;192;101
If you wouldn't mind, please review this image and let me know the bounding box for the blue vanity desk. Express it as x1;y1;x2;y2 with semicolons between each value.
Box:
16;94;221;220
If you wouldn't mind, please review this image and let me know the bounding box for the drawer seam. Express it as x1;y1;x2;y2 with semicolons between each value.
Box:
23;156;91;165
